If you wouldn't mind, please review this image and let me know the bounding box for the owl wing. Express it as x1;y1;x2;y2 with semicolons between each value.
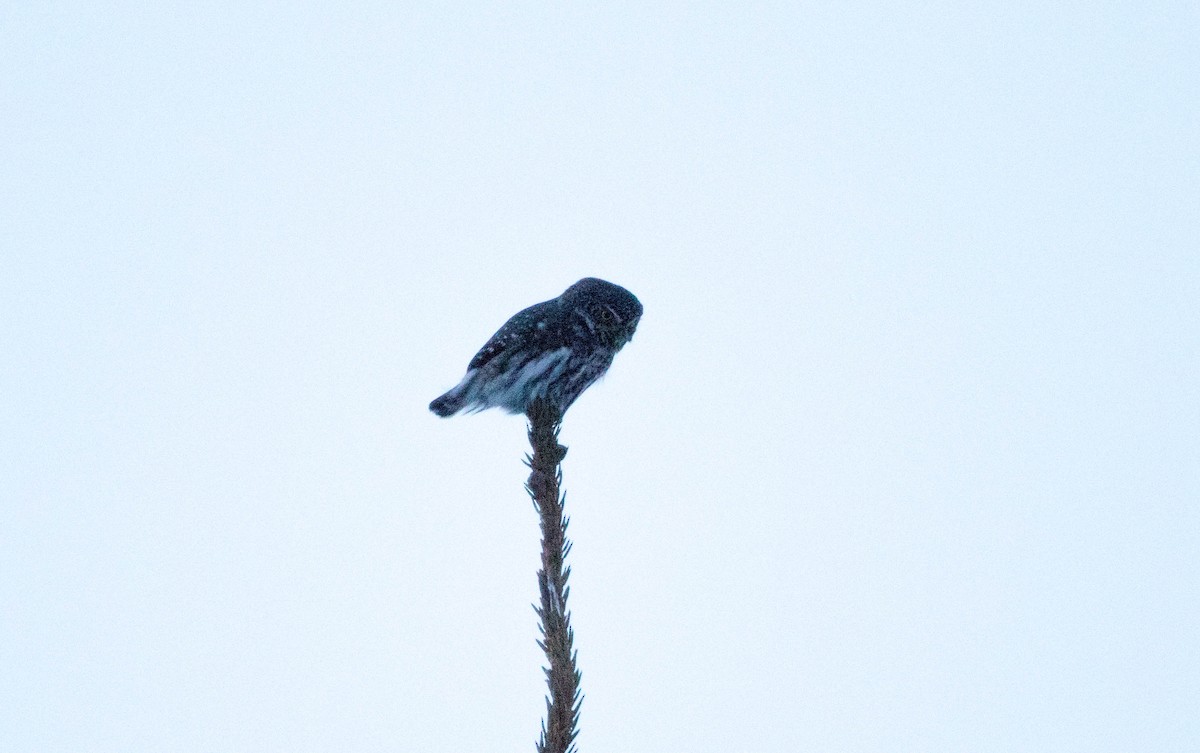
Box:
467;299;561;370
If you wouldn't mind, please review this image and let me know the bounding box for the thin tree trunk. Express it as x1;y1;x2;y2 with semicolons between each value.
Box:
525;399;582;753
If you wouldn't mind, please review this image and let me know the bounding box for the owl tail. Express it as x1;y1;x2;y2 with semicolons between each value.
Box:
429;387;465;417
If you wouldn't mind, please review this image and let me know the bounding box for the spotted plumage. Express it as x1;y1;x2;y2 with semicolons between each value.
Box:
429;278;643;417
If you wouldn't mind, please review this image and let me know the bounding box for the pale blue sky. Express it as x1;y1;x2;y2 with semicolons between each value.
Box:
2;3;1197;752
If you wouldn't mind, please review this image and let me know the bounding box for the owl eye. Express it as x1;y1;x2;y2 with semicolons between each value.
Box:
591;304;619;325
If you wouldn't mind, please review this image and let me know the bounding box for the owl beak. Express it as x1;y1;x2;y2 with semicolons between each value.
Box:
625;317;641;344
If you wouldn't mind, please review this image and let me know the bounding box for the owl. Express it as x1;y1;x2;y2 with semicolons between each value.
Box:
429;278;643;417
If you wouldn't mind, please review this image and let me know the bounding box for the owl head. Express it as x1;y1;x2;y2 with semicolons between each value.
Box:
563;277;643;348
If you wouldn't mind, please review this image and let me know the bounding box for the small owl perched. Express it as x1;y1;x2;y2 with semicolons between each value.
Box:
430;278;643;417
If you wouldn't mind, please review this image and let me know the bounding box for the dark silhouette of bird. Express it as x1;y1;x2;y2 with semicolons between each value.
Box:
430;278;643;417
